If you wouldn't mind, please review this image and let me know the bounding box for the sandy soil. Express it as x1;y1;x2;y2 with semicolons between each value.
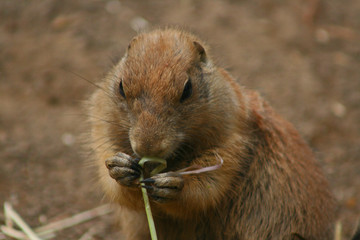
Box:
0;0;359;239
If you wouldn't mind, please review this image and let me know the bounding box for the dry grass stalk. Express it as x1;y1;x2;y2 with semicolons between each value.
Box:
1;225;26;239
1;203;112;240
0;233;6;240
78;227;100;240
334;221;342;240
34;204;112;236
4;202;13;228
0;225;55;240
3;202;41;240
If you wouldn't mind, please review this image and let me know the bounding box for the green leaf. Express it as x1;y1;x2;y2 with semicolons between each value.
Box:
138;156;167;240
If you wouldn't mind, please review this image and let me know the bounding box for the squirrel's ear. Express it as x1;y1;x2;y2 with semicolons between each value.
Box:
127;36;139;51
193;41;207;63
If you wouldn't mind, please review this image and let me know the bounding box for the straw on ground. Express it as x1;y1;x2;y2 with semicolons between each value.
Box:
0;202;112;240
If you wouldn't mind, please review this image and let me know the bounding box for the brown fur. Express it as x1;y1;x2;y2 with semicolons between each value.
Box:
87;29;335;240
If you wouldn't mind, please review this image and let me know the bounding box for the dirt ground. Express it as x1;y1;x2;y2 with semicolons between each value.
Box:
0;0;359;239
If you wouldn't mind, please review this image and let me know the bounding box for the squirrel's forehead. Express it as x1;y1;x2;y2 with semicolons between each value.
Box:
120;35;194;89
126;34;195;66
126;50;192;68
122;51;191;84
119;59;188;99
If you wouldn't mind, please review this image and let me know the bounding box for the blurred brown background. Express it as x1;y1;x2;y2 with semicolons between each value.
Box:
0;0;359;239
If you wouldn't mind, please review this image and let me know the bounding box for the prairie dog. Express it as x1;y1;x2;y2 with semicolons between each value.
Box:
87;29;335;240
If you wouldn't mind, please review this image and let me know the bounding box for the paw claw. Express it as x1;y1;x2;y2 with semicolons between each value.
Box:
141;178;155;184
141;185;154;190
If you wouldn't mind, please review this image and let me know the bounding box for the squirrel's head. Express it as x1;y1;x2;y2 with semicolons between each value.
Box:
107;29;239;161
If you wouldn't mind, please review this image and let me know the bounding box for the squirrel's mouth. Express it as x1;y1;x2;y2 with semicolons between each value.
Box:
126;136;197;173
135;152;187;175
162;141;197;172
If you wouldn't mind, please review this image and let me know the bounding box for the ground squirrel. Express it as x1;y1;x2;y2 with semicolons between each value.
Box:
87;28;336;240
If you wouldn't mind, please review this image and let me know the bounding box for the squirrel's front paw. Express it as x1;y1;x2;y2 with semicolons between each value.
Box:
105;152;141;187
141;172;184;203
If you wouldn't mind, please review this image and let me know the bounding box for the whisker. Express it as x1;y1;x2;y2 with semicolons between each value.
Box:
73;111;131;130
86;114;125;128
91;131;129;147
93;139;116;152
65;69;107;93
64;69;120;107
100;141;118;156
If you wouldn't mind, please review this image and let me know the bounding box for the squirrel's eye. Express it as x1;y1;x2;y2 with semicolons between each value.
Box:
119;80;126;99
180;78;192;103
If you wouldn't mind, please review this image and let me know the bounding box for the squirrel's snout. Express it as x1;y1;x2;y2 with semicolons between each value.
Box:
129;111;177;158
130;135;171;159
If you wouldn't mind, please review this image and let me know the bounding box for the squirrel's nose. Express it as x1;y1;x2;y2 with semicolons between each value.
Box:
130;136;170;158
